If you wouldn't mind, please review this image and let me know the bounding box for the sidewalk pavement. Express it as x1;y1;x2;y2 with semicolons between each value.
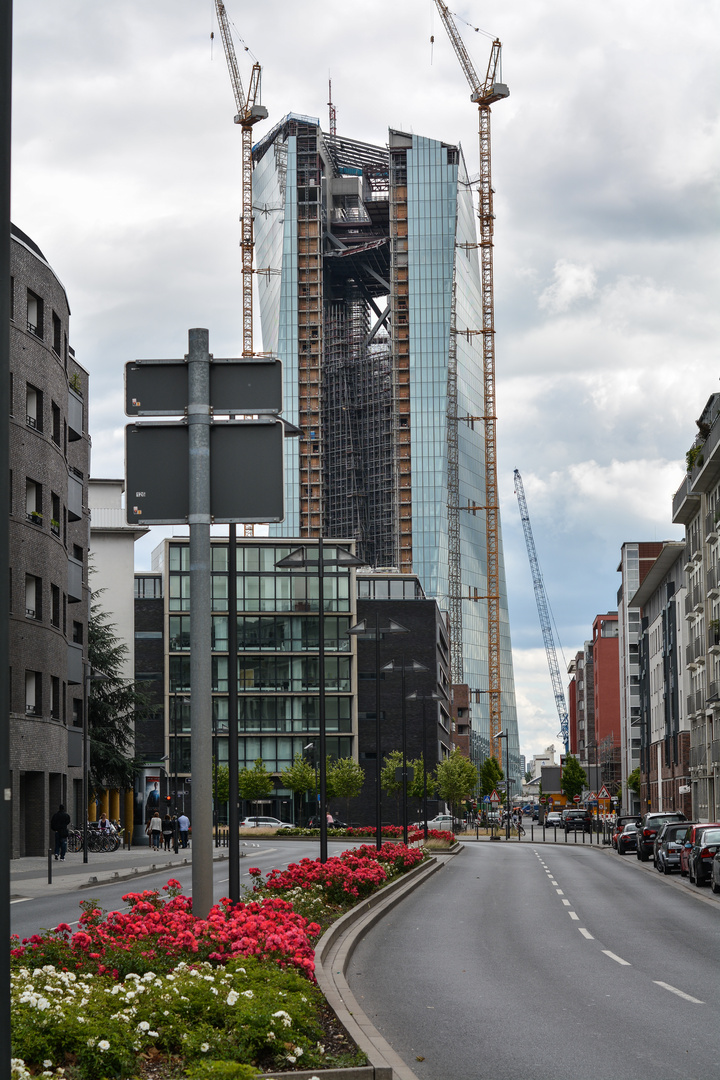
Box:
9;843;229;900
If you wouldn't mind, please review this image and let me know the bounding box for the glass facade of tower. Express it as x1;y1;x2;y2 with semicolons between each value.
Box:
253;117;521;784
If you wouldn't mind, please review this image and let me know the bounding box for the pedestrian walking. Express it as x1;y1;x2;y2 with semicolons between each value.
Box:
50;803;71;861
177;811;190;848
146;811;163;850
161;813;176;852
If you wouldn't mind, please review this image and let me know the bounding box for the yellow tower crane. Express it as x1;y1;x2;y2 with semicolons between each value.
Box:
214;0;268;358
433;1;508;763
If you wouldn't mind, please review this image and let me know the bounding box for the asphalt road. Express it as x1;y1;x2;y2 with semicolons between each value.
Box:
347;842;720;1080
10;838;345;940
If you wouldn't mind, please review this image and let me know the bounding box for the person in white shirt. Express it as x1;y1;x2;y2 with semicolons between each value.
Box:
177;812;190;848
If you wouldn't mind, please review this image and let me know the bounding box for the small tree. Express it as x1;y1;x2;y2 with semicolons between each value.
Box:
380;750;428;822
88;596;149;794
213;763;229;804
626;767;641;795
327;757;365;822
561;755;587;803
280;754;317;823
479;755;504;799
436;750;478;822
237;759;274;817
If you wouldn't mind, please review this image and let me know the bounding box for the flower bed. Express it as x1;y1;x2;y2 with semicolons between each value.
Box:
10;846;429;1078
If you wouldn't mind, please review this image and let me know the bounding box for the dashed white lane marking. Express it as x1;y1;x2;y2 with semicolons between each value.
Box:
654;981;704;1005
556;888;564;895
578;928;594;940
569;912;580;921
603;950;630;966
562;899;571;906
10;897;32;905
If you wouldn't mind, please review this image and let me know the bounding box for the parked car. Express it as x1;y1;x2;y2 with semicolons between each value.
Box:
687;826;720;886
563;808;592;833
545;812;562;830
425;814;455;832
636;811;686;862
710;849;720;894
679;824;720;876
654;821;696;875
617;822;638;855
612;815;641;850
306;815;348;830
239;816;294;830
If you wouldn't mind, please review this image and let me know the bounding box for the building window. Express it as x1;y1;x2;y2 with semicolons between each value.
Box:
72;698;82;727
51;584;60;628
51;676;60;719
51;492;60;535
26;384;42;432
72;621;83;644
134;576;163;599
25;479;42;524
25;670;41;715
27;289;43;337
51;402;61;446
25;575;41;620
169;616;190;650
52;311;62;355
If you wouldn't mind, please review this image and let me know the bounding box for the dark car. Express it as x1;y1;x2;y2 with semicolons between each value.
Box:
306;815;348;830
679;823;720;876
711;849;720;894
617;822;638;855
687;825;720;886
612;814;641;849
563;808;592;833
636;811;686;862
654;821;696;875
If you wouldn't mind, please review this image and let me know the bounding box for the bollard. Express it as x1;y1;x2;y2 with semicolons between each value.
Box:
48;848;53;885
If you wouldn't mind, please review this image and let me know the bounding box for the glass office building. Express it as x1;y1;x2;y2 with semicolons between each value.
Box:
253;117;521;784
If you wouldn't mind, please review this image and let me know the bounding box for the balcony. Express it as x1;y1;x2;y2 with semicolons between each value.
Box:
687;693;696;716
706;510;719;543
707;565;720;598
672;476;701;526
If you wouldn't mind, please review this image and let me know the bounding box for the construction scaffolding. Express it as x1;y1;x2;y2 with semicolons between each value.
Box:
323;300;395;566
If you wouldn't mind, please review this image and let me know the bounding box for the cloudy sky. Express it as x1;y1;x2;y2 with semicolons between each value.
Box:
11;1;720;761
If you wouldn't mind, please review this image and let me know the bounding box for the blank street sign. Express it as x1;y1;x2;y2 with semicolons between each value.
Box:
126;420;284;524
125;358;282;416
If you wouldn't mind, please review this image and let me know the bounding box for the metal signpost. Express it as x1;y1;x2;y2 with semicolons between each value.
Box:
125;329;284;916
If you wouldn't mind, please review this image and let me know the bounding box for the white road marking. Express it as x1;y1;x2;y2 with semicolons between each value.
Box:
555;888;563;894
603;950;630;966
578;928;594;939
562;899;571;906
10;897;32;905
653;981;704;1004
568;911;580;920
550;879;558;885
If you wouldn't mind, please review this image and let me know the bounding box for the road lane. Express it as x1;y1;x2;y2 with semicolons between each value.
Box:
10;839;346;940
347;843;720;1080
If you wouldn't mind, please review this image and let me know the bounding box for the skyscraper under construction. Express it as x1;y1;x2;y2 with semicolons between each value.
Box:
252;115;520;781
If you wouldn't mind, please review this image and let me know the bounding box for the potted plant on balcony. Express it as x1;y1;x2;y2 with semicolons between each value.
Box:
30;510;43;525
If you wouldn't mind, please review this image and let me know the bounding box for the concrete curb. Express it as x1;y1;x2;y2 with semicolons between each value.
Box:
310;848;458;1080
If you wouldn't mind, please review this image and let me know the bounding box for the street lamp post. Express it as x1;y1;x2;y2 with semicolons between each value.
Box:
304;741;319;824
407;691;443;841
347;616;409;850
276;542;364;863
497;729;510;841
382;658;428;845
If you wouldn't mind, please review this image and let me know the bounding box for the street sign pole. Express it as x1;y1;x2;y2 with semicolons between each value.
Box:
188;329;213;918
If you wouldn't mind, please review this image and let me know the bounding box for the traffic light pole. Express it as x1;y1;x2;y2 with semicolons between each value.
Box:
188;329;213;918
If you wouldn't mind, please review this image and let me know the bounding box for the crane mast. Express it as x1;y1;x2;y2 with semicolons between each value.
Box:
514;469;570;753
433;2;508;762
214;0;267;357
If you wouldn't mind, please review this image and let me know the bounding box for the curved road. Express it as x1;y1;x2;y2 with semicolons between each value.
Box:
347;842;720;1080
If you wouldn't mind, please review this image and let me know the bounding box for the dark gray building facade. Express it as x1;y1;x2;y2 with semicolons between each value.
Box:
9;225;90;856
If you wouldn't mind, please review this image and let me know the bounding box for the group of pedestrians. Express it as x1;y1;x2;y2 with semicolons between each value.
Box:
145;810;190;851
50;802;191;857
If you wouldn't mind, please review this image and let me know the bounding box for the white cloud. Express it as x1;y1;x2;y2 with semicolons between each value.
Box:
538;260;597;314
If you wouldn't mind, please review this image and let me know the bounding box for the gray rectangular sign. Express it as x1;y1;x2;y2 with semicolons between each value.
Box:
126;420;284;524
125;358;282;416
